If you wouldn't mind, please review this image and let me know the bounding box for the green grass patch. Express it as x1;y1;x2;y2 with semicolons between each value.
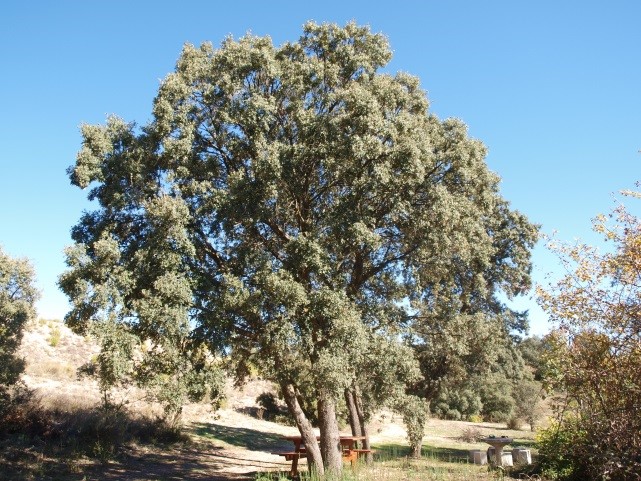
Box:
373;442;470;464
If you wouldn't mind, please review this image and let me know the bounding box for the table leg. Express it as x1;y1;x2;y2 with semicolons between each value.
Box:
291;441;300;477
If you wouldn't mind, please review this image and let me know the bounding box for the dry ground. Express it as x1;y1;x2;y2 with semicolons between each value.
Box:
7;320;537;480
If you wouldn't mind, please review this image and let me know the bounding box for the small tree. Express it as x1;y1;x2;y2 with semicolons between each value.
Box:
512;378;544;431
537;188;641;480
0;247;39;411
394;395;427;457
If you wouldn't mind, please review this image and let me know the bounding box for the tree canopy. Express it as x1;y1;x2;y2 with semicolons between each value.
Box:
61;21;536;475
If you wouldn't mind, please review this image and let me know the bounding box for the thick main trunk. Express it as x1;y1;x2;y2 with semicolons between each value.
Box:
281;382;324;477
353;385;373;464
318;390;343;476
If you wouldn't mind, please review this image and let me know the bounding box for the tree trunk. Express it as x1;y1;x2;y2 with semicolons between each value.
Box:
411;441;423;458
344;387;360;438
281;382;324;477
353;384;373;464
318;390;343;476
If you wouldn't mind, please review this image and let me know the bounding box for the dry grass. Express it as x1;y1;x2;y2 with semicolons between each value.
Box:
25;358;75;380
0;389;188;480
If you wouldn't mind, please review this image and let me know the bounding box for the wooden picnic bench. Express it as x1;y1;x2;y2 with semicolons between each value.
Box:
272;435;372;477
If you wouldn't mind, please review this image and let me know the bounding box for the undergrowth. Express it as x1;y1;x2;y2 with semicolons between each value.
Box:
0;386;186;479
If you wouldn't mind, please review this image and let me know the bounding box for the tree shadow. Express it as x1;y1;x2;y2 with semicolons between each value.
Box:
0;442;259;481
192;422;292;452
85;422;298;480
509;438;537;448
373;442;471;463
85;445;258;480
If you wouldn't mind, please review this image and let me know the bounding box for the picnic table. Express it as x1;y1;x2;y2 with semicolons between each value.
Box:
273;435;371;477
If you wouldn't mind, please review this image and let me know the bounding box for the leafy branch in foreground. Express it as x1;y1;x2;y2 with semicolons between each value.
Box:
537;189;641;481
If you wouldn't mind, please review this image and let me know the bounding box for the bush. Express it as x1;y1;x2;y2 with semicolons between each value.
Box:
538;409;641;481
256;392;284;420
0;383;46;437
432;387;481;420
458;426;482;443
536;419;588;481
48;324;62;347
479;374;514;422
537;195;641;480
506;416;522;430
1;393;186;460
512;379;544;431
468;414;483;423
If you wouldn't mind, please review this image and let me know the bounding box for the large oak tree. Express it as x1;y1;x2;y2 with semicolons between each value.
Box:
61;22;535;475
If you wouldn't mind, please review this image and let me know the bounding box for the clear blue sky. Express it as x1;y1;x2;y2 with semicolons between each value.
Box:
2;1;640;336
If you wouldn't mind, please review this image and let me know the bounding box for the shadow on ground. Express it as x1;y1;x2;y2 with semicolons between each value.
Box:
86;445;257;481
1;421;294;481
192;422;292;452
374;442;471;463
1;444;259;481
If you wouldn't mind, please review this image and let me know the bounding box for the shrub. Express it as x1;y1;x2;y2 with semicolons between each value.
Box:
506;416;521;430
256;392;285;420
537;193;641;480
48;325;62;347
458;426;482;443
256;392;278;413
536;418;588;481
1;393;185;459
479;374;514;422
512;378;544;431
432;387;481;420
467;414;483;423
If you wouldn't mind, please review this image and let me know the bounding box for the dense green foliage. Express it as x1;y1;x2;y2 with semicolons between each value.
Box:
0;247;38;412
59;200;225;423
537;192;641;480
405;198;537;422
420;331;544;424
61;21;536;473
